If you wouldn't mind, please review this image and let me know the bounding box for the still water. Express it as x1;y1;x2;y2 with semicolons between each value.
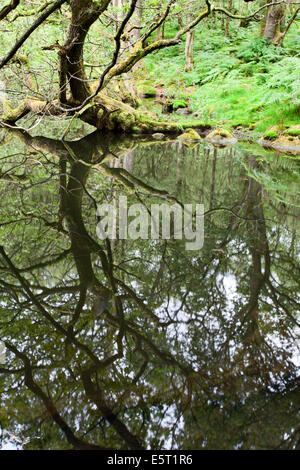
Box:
0;126;299;449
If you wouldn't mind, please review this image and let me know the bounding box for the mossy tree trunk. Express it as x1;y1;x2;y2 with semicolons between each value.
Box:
1;0;213;132
225;0;232;37
263;0;286;43
61;0;110;103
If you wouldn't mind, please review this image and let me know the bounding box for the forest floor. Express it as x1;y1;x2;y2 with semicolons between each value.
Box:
134;23;300;145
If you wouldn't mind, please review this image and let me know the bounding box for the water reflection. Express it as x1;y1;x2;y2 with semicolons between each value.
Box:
0;128;299;450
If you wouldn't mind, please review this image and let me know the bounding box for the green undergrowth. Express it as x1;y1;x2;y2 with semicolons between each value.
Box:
1;12;299;136
139;22;300;135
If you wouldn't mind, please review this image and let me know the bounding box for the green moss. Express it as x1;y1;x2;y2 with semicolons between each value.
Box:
175;119;212;129
177;128;201;141
172;99;187;110
206;127;234;139
263;126;280;141
263;131;279;141
1;100;27;122
283;125;300;137
111;111;136;129
137;83;157;97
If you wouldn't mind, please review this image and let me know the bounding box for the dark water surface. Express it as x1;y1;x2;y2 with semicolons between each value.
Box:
0;126;299;450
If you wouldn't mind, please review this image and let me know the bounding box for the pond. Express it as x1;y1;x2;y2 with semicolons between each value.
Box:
0;125;299;450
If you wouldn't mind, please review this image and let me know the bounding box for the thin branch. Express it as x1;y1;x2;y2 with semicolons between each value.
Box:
10;1;52;21
276;7;300;45
80;0;139;109
141;0;175;44
0;0;67;69
212;1;292;20
0;245;106;366
81;368;145;450
5;342;108;450
0;0;20;21
92;0;211;89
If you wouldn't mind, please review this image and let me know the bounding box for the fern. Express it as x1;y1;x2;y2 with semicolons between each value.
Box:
236;38;287;63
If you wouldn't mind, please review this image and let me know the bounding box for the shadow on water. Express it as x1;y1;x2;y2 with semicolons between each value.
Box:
0;127;299;449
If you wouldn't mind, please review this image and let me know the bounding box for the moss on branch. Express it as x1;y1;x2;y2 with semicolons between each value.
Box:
1;89;209;134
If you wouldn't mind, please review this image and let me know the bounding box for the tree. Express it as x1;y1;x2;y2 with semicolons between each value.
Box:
263;0;286;42
259;0;299;45
0;0;294;132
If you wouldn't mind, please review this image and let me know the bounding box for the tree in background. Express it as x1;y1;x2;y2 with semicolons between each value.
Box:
0;0;298;132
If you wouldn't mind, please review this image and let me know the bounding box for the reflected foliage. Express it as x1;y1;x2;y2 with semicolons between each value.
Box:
0;127;299;450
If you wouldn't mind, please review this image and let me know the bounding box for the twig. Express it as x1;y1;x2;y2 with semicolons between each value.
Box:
0;0;67;69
